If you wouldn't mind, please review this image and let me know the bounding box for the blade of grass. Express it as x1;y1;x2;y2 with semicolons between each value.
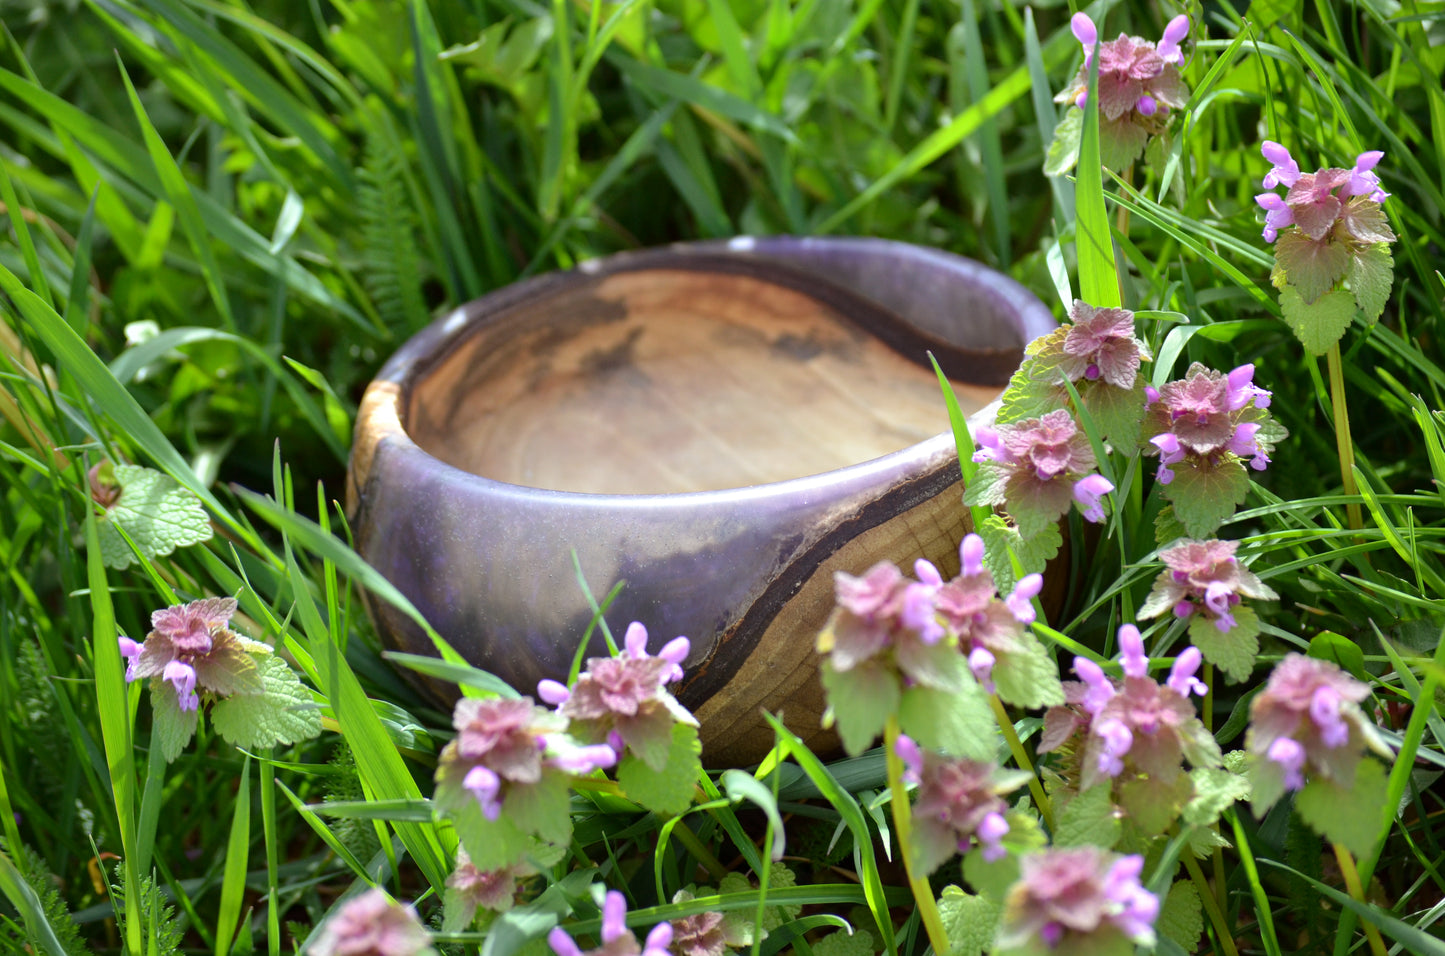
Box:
1074;38;1118;307
0;849;69;956
214;755;252;956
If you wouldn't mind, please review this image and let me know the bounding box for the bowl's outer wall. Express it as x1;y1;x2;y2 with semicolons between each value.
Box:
348;237;1056;762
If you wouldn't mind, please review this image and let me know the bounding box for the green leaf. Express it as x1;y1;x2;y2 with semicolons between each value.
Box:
1183;767;1251;828
1053;785;1121;849
812;928;876;956
1271;232;1350;304
452;800;533;872
210;654;323;751
1157;881;1204;954
96;464;213;570
898;683;997;761
618;723;701;817
1346;244;1394;323
1166;458;1250;538
1154;506;1189;547
980;515;1062;592
936;885;1000;956
821;662;899;757
504;772;573;849
1295;758;1388;858
1117;773;1192;838
1008;481;1074;542
996;328;1069;425
1043;108;1082;178
992;631;1065;710
151;682;199;764
1082;380;1147;452
1279;286;1358;356
1308;631;1368;681
1188;607;1261;683
962;463;1009;508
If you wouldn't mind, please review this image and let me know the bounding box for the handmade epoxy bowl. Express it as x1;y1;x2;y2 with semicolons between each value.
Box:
347;237;1055;765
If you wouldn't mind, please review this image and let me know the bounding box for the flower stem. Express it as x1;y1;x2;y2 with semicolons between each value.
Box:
1183;852;1241;956
883;716;950;956
672;819;729;882
988;694;1054;833
1331;842;1388;956
1325;344;1363;532
1200;664;1227;916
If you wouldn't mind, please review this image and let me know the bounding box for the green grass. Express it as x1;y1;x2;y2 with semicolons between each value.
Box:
1;0;1443;954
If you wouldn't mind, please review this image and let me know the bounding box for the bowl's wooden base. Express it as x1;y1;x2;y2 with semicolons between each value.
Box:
407;268;998;495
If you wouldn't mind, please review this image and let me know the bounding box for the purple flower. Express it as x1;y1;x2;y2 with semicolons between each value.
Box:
1054;16;1191;169
1246;655;1386;809
557;623;698;770
1058;302;1148;389
446;849;529;920
1046;628;1220;796
1143;363;1277;488
124;597;263;711
998;847;1159;950
435;696;611;819
895;734;1025;874
668;909;729;956
308;888;435;956
970;410;1113;525
1140;538;1276;635
549;892;673;956
1256;143;1395;243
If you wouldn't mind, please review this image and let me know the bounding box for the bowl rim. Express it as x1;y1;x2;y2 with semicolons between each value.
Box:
356;236;1054;508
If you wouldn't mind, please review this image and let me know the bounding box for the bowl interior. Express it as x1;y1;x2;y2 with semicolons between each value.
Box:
405;267;1003;495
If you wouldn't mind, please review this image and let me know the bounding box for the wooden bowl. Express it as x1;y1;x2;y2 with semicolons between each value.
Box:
347;238;1055;765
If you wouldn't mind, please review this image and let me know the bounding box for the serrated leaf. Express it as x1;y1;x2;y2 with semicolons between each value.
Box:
1184;767;1251;827
812;929;876;956
1053;785;1121;849
997;329;1069;425
1188;607;1260;683
617;722;700;817
1346;244;1394;323
1295;758;1388;858
717;866;802;931
151;681;198;763
1186;825;1231;859
937;885;1000;956
962;463;1009;508
1166;459;1250;538
1138;572;1178;620
503;772;572;848
898;683;997;761
1158;881;1204;953
992;632;1065;710
1043;109;1082;177
821;662;899;757
1154;507;1188;546
1271;232;1350;304
97;464;213;570
1279;286;1358;356
1007;483;1073;542
210;653;322;751
1082;380;1146;452
980;515;1063;593
1117;773;1192;837
451;800;532;872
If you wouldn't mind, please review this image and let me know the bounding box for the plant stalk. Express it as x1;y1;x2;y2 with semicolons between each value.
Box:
1325;344;1363;531
1183;852;1241;956
884;716;950;956
1331;842;1388;956
989;694;1054;833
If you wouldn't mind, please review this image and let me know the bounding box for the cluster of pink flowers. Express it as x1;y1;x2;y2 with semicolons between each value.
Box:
998;846;1159;951
895;734;1022;873
539;622;696;770
119;597;261;712
1140;538;1277;633
972;409;1116;524
1255;142;1390;244
1058;301;1148;389
1054;13;1190;169
821;535;1043;698
549;891;673;956
434;696;615;823
308;888;435;956
1246;654;1386;808
1143;362;1274;484
1042;626;1217;797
